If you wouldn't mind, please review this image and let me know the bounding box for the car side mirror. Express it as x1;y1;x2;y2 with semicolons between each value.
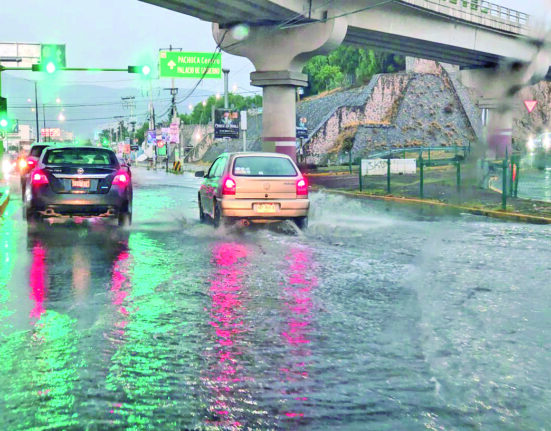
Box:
195;170;205;178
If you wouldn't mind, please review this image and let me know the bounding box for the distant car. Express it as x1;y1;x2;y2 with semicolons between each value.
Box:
20;144;50;198
23;146;133;226
195;152;309;228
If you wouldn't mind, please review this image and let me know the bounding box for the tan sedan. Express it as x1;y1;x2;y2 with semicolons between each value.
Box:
195;152;309;228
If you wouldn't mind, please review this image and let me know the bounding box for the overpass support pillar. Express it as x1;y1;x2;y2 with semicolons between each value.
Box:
459;68;516;158
213;16;347;161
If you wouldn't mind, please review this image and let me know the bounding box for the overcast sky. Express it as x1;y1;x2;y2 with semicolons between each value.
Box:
2;0;547;88
0;0;549;135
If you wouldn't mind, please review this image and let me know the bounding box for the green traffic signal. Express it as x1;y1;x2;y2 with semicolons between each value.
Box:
0;97;8;129
46;61;56;74
128;65;152;76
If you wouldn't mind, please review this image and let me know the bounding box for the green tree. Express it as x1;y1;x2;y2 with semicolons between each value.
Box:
302;47;405;96
134;122;149;144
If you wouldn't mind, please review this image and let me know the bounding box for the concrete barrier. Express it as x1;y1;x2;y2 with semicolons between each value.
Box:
0;188;9;218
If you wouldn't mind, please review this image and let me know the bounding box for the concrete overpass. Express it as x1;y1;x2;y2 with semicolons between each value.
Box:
140;0;551;158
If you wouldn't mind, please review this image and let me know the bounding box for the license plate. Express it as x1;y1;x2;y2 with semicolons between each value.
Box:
72;179;90;189
254;203;278;213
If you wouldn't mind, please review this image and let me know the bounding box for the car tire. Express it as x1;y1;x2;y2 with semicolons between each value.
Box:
213;201;223;228
294;216;308;230
118;201;132;227
25;206;41;224
198;195;206;223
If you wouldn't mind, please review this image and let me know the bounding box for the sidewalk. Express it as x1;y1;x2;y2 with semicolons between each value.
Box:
307;168;551;225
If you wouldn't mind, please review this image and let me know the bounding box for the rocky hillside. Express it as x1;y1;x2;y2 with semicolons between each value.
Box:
514;82;551;146
303;71;477;164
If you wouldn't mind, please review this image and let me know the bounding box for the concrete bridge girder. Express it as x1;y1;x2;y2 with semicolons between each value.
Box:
213;15;348;160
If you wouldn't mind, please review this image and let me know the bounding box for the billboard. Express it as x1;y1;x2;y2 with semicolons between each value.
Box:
296;116;308;138
361;159;417;176
214;109;240;139
41;128;61;138
169;119;180;143
147;130;156;145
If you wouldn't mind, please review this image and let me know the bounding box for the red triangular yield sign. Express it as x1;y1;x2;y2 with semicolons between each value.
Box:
524;100;537;113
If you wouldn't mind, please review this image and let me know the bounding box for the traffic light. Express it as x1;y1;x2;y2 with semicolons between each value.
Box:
128;65;151;76
32;62;58;73
32;44;66;74
0;97;8;129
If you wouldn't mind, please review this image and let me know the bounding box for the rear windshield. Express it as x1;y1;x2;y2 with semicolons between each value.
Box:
233;156;297;177
44;148;117;166
29;145;49;158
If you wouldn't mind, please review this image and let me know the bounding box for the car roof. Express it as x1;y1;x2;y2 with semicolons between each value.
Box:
45;146;114;153
225;152;293;159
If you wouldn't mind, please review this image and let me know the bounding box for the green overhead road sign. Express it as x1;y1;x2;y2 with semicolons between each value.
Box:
159;51;222;79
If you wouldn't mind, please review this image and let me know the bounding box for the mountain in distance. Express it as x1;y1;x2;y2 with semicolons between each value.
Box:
1;73;213;139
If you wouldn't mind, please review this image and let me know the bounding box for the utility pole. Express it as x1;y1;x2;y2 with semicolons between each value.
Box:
122;96;136;159
149;102;157;169
34;82;40;142
42;103;47;142
223;69;230;109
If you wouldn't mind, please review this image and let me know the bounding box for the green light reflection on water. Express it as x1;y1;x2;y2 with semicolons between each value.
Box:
1;311;82;430
0;202;17;324
104;232;193;429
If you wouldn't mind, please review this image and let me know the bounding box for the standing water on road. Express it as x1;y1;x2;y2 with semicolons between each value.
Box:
0;168;550;430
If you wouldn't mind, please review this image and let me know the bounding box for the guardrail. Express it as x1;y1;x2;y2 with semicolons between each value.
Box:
398;0;530;34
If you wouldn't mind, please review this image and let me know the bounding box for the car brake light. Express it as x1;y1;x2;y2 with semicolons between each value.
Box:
19;159;28;170
222;177;236;195
296;178;308;196
112;171;129;186
31;170;49;185
27;159;36;167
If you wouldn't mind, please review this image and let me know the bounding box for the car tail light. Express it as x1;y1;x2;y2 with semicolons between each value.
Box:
296;177;308;196
19;159;28;171
222;176;236;195
27;159;36;168
112;171;129;186
31;170;49;185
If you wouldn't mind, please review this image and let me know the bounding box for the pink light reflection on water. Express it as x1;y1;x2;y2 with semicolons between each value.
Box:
204;242;249;429
29;242;48;320
281;247;317;422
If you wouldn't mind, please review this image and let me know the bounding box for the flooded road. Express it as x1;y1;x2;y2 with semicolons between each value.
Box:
1;168;550;430
519;167;551;203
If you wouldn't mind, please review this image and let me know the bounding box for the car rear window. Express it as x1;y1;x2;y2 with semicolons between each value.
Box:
29;145;49;158
233;156;297;177
44;148;117;166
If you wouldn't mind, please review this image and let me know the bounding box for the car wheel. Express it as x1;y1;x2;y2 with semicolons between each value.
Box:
213;201;222;228
118;201;132;227
294;216;308;230
198;195;206;223
25;205;41;224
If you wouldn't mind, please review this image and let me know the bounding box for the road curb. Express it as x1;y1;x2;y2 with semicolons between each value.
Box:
0;188;9;218
315;188;551;225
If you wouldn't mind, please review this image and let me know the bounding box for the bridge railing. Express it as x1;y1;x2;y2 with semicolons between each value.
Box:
399;0;530;34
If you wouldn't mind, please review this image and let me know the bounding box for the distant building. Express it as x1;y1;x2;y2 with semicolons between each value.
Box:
6;124;34;152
